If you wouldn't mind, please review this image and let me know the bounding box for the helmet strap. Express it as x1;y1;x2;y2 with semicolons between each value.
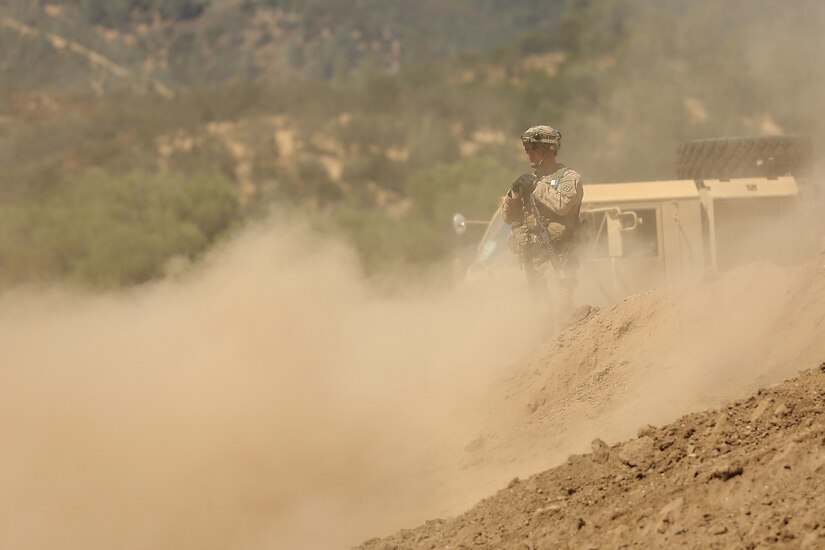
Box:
536;148;547;168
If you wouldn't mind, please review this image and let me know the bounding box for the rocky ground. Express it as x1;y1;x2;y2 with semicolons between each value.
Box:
359;363;825;549
357;253;825;549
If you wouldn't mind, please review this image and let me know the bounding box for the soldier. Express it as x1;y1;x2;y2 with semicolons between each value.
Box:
501;125;584;323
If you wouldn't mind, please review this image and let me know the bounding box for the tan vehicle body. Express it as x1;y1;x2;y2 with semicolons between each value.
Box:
465;175;823;304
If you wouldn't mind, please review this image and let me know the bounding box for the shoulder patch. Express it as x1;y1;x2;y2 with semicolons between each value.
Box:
557;171;579;196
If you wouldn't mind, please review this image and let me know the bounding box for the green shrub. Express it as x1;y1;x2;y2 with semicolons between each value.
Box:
0;170;239;287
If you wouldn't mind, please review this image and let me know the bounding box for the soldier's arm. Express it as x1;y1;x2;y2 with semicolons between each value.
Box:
533;170;583;217
501;190;525;224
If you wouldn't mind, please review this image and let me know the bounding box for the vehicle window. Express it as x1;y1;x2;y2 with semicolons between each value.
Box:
623;208;659;257
582;208;659;259
475;213;512;265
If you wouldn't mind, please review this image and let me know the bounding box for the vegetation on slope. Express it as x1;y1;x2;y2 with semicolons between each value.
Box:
1;0;823;287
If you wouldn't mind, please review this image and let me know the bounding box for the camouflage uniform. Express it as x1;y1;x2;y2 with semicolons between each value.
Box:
502;126;584;320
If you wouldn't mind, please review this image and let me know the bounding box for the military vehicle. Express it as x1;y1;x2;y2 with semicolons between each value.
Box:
454;136;824;304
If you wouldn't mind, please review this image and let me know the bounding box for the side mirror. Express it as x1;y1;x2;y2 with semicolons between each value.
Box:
452;213;490;235
453;213;468;235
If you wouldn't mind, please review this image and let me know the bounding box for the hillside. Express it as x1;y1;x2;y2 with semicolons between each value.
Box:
2;1;825;286
358;253;825;549
360;365;825;549
0;0;562;91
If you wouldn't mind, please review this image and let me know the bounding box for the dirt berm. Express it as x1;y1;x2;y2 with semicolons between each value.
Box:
357;253;825;549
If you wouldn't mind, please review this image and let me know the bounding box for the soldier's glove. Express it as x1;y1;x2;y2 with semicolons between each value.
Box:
511;173;536;196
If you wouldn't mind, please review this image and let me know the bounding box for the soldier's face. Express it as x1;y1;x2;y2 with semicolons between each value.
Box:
524;143;547;168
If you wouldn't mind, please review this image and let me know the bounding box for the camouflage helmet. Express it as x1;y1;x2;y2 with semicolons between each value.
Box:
521;125;562;152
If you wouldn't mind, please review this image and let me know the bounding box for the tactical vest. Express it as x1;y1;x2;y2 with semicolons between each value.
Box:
534;165;581;244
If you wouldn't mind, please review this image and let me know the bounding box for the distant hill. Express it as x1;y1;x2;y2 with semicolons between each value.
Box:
1;0;824;286
0;0;564;93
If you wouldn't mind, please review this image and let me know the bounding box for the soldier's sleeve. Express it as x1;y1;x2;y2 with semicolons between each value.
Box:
501;190;525;224
533;169;583;217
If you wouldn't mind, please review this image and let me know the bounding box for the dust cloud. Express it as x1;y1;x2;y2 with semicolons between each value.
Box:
558;0;825;183
0;220;545;550
2;209;821;550
469;254;825;507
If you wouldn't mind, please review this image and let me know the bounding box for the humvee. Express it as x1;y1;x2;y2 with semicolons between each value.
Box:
455;136;824;304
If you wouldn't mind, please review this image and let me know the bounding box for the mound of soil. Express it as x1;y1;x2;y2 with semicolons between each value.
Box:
359;363;825;549
357;253;825;549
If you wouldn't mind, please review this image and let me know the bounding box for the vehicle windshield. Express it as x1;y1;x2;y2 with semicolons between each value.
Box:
473;211;513;267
